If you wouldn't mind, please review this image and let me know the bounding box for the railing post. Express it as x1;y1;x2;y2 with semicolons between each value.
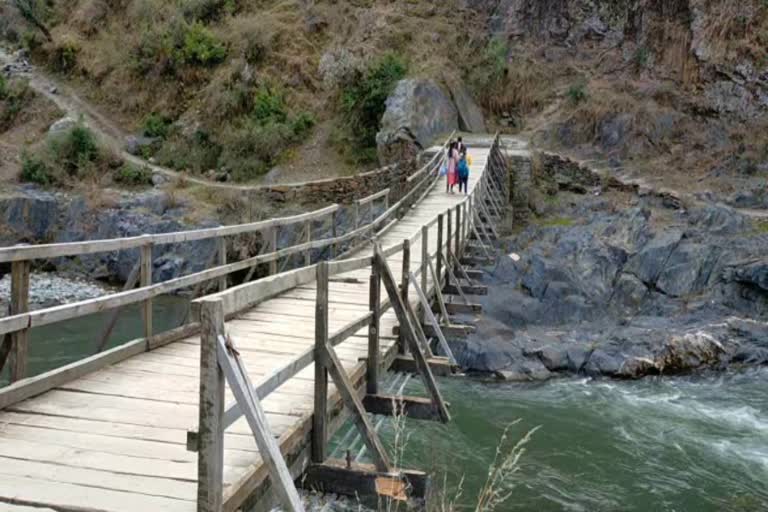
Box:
217;237;227;292
398;239;410;354
304;220;311;266
353;201;360;230
197;298;225;512
447;208;453;266
140;238;153;348
9;257;30;382
436;214;444;286
313;261;329;463
455;205;461;260
420;225;429;323
269;227;278;275
367;254;380;395
330;210;338;259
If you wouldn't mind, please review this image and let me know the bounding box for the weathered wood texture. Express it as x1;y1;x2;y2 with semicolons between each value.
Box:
0;139;499;512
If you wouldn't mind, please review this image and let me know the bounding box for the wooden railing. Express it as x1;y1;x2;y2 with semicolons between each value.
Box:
192;134;510;511
0;134;457;404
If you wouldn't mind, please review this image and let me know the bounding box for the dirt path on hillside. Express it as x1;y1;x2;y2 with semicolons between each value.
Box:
0;48;352;191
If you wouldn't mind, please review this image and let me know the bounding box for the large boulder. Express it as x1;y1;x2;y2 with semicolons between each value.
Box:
449;81;486;132
376;78;458;164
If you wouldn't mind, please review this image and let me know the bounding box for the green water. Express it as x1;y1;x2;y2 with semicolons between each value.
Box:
0;295;189;385
353;371;768;511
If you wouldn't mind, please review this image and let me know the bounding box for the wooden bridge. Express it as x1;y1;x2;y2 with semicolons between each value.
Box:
0;135;511;511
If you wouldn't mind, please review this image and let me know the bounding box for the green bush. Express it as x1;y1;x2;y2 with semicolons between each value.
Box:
114;163;152;186
567;82;588;105
252;85;288;124
47;123;100;177
0;75;7;99
182;0;237;22
156;129;222;174
20;153;51;185
290;111;315;137
633;47;650;70
142;112;171;138
132;20;226;75
180;21;227;66
341;53;407;153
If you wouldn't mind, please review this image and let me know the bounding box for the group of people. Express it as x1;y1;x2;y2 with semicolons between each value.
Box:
445;136;470;194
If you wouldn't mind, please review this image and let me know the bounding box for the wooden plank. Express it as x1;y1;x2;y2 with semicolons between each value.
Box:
9;259;30;382
427;258;450;325
398;239;410;354
373;245;450;423
216;335;304;512
445;302;483;314
444;283;488;296
302;460;429;501
197;299;226;512
217;237;227;292
390;355;455;377
363;394;444;422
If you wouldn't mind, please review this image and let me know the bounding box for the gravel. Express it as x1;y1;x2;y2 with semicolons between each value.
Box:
0;272;113;313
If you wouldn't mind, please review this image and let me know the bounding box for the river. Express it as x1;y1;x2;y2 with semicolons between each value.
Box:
353;371;768;512
2;297;766;511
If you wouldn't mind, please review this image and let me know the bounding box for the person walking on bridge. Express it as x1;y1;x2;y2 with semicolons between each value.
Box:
458;153;470;194
446;141;459;193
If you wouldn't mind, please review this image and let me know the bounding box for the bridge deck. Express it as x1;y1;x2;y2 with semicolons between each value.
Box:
0;147;490;512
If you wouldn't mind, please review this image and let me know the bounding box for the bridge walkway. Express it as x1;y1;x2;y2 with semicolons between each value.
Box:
0;145;495;511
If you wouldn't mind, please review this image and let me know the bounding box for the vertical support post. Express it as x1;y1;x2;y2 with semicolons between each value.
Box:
353;201;360;230
140;239;153;348
447;209;453;267
455;205;461;260
197;299;225;512
420;225;429;323
330;210;338;259
304;220;311;266
313;262;329;464
436;214;444;287
269;227;278;275
9;258;30;382
367;254;380;395
398;239;410;355
217;237;227;292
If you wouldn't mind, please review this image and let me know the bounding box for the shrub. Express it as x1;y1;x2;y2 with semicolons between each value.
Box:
114;163;152;186
0;78;33;131
633;47;650;71
252;85;287;124
156;129;222;174
181;0;237;22
567;82;588;105
51;39;79;73
179;21;227;66
142;112;171;138
341;52;407;153
20;153;51;184
46;123;101;178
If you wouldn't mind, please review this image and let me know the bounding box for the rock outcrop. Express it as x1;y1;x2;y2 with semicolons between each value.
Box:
376;78;458;164
454;188;768;380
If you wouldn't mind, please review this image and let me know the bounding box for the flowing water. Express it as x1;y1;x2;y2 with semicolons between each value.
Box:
358;371;768;512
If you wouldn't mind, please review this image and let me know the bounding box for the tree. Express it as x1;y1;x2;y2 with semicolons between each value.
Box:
13;0;53;42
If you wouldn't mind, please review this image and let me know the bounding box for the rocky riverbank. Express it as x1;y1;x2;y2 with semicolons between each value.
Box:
453;183;768;380
0;272;112;313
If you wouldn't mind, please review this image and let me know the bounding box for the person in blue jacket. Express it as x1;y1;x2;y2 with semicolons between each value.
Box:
458;153;470;194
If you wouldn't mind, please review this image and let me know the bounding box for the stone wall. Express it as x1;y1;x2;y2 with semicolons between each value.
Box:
250;158;417;206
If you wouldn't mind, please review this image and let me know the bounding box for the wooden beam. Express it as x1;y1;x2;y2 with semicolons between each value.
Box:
364;394;445;422
216;335;304;512
374;244;450;423
9;258;30;382
427;258;449;325
140;241;153;348
444;283;488;296
420;225;429;324
197;299;225;512
445;302;483;314
391;355;455;377
318;342;391;472
302;460;429;501
367;259;380;396
409;272;456;365
312;262;329;464
436;214;444;285
217;237;227;292
398;239;410;355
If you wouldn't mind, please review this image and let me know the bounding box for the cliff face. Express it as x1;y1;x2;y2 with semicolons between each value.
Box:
462;0;768;202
